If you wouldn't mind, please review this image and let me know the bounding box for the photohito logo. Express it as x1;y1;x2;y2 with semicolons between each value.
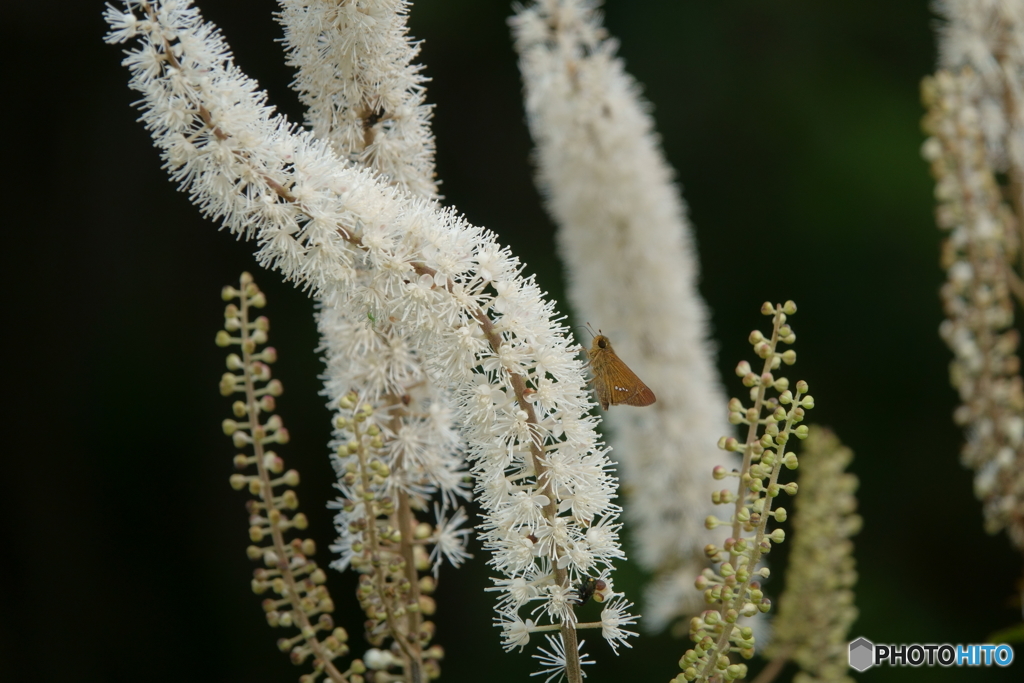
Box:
848;637;1014;671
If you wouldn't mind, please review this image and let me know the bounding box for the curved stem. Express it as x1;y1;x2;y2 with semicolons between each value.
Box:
749;655;788;683
352;418;422;682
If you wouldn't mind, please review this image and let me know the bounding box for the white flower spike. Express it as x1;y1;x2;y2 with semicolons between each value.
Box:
105;0;638;673
512;0;734;630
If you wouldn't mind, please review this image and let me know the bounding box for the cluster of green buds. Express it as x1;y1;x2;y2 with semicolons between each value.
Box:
921;69;1024;550
332;393;444;682
218;273;361;683
765;428;860;683
676;301;812;683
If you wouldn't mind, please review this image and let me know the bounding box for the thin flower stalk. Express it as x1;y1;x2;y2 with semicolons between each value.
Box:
511;0;731;630
218;272;357;683
105;2;638;679
922;68;1024;549
677;301;812;683
759;428;860;683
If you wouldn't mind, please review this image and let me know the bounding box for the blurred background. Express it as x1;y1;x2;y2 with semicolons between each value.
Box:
5;0;1021;681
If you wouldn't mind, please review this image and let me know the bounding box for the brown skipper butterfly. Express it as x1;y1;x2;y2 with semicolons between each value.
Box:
586;329;656;410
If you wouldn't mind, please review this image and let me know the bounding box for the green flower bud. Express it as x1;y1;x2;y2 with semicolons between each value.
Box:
783;452;799;469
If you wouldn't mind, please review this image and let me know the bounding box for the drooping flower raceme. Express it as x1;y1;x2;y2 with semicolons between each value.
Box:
278;0;467;557
923;1;1024;551
512;0;731;630
277;3;466;676
934;0;1024;185
105;0;637;673
922;68;1024;550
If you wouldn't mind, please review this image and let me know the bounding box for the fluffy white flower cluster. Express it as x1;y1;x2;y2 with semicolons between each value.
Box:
105;0;636;661
935;0;1024;175
276;0;472;579
277;0;438;198
512;0;731;630
320;313;471;574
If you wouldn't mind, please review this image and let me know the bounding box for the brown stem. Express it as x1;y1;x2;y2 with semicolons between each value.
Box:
994;41;1024;277
396;489;424;683
352;418;421;680
750;655;789;683
382;391;426;683
1006;265;1024;308
1010;166;1024;278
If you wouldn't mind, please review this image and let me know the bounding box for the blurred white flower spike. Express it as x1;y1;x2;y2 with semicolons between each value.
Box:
512;0;733;630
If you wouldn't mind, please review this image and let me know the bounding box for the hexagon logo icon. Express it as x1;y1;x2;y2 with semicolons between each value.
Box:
849;637;875;672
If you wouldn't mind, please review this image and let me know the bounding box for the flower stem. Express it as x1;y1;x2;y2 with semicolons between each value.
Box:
352;417;422;682
701;306;791;682
749;654;788;683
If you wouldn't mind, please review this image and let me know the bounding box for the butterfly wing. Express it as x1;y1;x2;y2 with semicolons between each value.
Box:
589;339;657;409
604;358;657;407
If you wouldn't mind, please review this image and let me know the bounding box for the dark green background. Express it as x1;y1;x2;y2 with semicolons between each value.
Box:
6;0;1021;681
